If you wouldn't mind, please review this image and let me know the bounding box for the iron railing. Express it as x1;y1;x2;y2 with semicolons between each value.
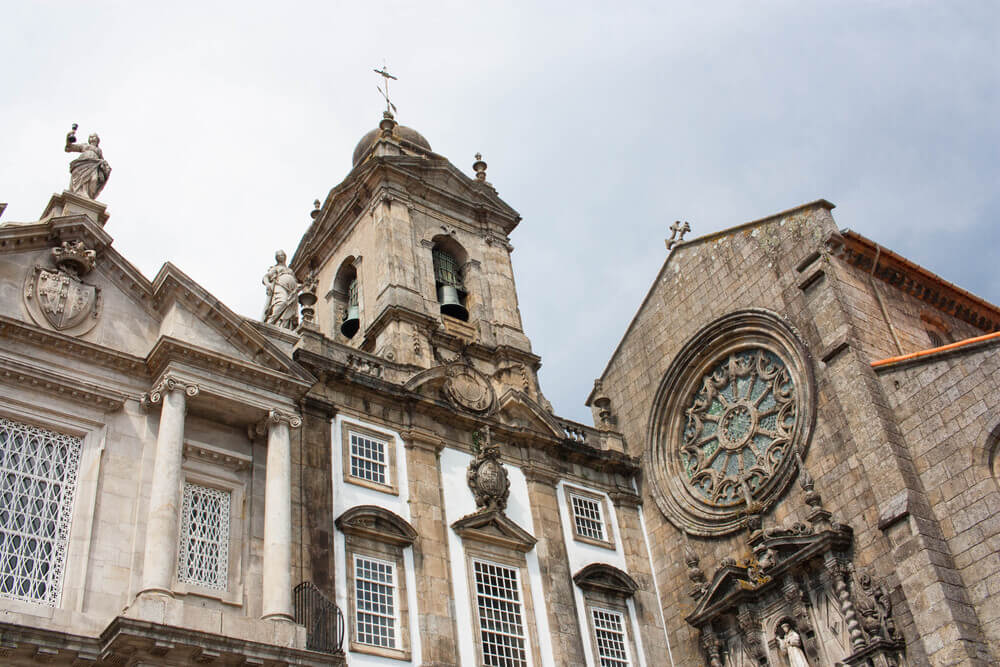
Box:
293;581;345;655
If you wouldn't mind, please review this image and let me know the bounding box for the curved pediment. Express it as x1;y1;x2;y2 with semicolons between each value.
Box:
335;505;417;547
573;563;639;597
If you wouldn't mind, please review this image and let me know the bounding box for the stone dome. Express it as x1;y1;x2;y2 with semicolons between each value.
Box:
352;125;432;167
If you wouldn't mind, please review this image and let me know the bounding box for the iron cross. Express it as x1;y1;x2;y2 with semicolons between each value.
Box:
374;65;398;116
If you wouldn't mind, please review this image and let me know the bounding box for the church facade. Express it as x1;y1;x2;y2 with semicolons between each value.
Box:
0;115;997;667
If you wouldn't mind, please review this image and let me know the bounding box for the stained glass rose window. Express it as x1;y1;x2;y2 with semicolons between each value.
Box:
647;311;814;536
680;349;796;507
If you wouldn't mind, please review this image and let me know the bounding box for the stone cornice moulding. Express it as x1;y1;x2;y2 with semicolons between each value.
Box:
572;563;640;598
400;427;445;454
183;440;252;472
0;355;128;412
0;316;147;375
451;509;537;553
146;336;314;398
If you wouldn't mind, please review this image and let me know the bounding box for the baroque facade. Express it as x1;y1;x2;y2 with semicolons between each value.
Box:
0;115;997;667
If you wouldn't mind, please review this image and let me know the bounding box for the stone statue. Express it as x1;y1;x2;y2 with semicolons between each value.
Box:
778;622;809;667
64;124;111;200
262;250;300;329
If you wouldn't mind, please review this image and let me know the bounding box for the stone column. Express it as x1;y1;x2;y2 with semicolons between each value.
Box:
260;409;301;621
139;376;199;596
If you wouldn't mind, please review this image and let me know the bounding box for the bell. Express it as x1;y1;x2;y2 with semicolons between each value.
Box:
437;284;468;321
341;304;360;338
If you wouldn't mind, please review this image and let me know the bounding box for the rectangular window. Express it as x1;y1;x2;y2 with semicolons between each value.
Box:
473;559;528;667
0;417;82;606
570;492;607;542
349;431;387;486
354;555;397;648
178;482;231;590
592;607;630;667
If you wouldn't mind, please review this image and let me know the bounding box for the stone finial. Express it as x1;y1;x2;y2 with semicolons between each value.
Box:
297;274;319;326
797;454;832;530
685;541;709;599
666;220;692;250
473;153;488;181
64;123;111;200
310;199;321;220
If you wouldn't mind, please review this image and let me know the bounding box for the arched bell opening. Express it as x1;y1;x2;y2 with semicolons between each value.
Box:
332;257;361;339
431;237;469;322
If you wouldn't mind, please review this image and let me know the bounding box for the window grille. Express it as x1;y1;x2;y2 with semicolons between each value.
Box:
0;418;82;606
354;555;397;648
592;607;630;667
432;249;463;288
349;432;387;486
570;493;607;542
473;560;527;667
178;482;230;590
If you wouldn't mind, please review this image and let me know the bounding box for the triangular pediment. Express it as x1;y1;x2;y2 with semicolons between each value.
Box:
0;212;313;394
451;509;537;553
495;389;565;439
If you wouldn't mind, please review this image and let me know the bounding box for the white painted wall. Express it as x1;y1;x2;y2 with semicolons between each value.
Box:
556;480;648;667
332;415;422;666
440;447;555;667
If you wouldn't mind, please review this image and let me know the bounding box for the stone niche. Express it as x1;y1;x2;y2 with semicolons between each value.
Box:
685;479;905;667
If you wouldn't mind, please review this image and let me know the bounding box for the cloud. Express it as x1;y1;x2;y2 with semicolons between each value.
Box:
2;2;996;424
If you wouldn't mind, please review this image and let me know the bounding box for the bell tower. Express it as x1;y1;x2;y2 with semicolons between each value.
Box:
289;111;543;401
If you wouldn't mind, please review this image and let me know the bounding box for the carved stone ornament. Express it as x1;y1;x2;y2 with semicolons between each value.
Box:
22;241;101;335
142;375;199;408
252;408;303;438
685;487;905;667
466;426;509;513
648;310;816;536
444;362;496;414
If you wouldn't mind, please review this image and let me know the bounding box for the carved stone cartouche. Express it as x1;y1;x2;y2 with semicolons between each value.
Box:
466;426;510;513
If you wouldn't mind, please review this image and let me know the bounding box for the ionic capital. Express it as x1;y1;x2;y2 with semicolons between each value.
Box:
253;408;302;438
142;375;199;409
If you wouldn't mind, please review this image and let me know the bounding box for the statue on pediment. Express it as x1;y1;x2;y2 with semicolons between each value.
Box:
65;124;111;200
262;250;300;329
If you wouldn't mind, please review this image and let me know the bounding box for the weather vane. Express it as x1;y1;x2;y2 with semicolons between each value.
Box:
374;63;398;117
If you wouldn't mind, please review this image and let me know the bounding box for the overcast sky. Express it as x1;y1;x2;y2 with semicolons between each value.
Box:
2;2;997;424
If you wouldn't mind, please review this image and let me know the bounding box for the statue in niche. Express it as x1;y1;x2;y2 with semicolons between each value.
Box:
262;250;300;329
777;622;810;667
64;124;112;200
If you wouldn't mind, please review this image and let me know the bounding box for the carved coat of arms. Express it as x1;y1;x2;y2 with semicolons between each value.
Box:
467;427;510;513
23;241;101;334
444;363;495;414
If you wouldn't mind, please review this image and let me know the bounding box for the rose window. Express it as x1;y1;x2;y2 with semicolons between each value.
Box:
680;349;797;507
647;310;815;536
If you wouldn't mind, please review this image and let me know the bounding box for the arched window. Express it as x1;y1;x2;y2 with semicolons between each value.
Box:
333;258;361;339
432;241;469;321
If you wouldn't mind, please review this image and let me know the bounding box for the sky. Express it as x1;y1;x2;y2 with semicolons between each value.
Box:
2;2;997;424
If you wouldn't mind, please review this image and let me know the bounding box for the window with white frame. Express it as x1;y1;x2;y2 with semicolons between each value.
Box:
566;486;615;548
353;555;397;649
571;492;606;541
177;482;231;590
0;417;82;606
473;559;528;667
591;607;631;667
349;430;388;486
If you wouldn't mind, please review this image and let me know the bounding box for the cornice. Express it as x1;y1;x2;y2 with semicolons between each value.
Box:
0;355;128;411
146;337;314;398
0;316;146;374
828;230;1000;332
183;440;252;471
